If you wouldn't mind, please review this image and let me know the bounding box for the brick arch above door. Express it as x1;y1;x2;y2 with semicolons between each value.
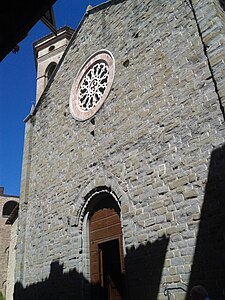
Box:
74;172;132;229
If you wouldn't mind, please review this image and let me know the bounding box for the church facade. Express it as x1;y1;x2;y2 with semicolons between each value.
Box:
14;0;225;299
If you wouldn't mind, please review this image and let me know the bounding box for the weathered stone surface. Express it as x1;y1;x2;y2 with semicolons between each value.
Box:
15;0;225;299
0;190;19;300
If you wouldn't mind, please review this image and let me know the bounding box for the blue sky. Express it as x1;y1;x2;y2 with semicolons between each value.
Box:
0;0;105;196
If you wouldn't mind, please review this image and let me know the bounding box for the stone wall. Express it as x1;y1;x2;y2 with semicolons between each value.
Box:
0;197;11;298
191;0;225;117
15;0;225;299
6;219;18;300
0;190;19;299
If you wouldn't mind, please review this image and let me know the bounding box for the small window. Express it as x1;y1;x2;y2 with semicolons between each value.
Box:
49;45;55;52
45;62;57;82
2;201;18;218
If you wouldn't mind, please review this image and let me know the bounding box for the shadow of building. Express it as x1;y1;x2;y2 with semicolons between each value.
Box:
187;144;225;300
14;261;89;300
125;237;169;300
14;235;169;300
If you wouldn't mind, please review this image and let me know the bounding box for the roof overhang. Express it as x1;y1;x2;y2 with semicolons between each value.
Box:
0;0;57;62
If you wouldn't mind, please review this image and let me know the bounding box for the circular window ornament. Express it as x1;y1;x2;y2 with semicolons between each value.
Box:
69;50;115;121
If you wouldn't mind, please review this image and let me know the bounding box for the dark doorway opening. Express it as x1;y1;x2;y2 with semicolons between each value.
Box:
88;192;125;300
99;239;123;300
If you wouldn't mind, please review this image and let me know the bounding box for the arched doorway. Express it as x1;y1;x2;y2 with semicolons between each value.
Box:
88;192;125;300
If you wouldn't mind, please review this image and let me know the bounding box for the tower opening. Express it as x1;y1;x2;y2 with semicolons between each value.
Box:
45;62;57;83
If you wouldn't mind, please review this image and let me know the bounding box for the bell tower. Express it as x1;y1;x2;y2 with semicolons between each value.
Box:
33;26;74;103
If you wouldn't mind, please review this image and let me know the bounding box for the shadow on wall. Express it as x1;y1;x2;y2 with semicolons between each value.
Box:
13;144;225;300
125;237;169;300
14;261;90;300
187;144;225;300
13;236;169;300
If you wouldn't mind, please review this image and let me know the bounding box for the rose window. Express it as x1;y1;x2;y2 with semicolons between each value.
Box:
78;62;109;111
69;50;115;121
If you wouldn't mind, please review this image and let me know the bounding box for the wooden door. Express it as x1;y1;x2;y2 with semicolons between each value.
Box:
89;205;124;300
